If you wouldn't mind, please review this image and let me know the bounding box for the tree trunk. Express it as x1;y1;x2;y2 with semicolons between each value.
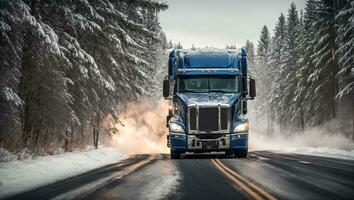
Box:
300;105;304;133
64;130;70;152
93;115;100;149
92;127;97;149
352;103;354;140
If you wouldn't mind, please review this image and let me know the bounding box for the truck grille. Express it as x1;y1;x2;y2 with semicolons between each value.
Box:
189;106;229;133
199;107;218;131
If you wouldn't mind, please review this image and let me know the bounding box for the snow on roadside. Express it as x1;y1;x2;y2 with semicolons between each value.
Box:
282;147;354;160
249;129;354;160
0;147;126;199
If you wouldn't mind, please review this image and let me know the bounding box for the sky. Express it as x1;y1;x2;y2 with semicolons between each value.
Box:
159;0;306;49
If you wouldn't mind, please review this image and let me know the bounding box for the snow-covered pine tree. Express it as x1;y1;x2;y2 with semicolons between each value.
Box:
244;39;259;134
252;0;354;137
308;0;345;126
140;6;168;99
269;13;287;132
294;0;318;130
292;9;306;132
226;44;237;49
175;42;183;49
0;0;26;150
254;25;272;135
0;0;168;154
15;0;74;153
147;31;168;100
334;0;354;137
279;3;300;132
168;40;173;48
245;40;255;75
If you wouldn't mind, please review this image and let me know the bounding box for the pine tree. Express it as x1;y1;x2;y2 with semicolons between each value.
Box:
245;40;255;75
175;42;183;49
0;0;25;150
294;0;318;130
168;40;173;48
335;0;354;137
307;0;345;126
269;13;287;131
278;3;300;131
254;25;272;134
0;0;168;154
291;9;306;131
251;0;354;136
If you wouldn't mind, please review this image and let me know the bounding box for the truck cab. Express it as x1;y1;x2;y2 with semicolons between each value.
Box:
163;48;256;159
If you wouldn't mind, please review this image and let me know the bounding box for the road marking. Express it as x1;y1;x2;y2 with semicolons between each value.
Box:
298;160;311;164
254;153;346;168
257;156;270;160
53;155;157;200
211;159;278;200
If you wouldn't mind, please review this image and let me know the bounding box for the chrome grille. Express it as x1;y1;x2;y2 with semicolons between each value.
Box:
188;105;229;133
199;107;218;131
189;107;197;130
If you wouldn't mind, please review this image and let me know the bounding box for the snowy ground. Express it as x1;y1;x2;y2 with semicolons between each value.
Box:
0;147;126;199
249;130;354;160
1;131;354;199
281;147;354;160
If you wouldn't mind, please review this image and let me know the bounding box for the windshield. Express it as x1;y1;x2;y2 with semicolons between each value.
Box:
178;75;239;93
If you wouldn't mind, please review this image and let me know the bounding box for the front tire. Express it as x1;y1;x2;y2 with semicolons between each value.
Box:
225;150;236;157
170;150;181;159
235;149;248;158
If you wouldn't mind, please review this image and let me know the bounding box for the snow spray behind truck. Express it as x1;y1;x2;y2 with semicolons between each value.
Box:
163;48;256;159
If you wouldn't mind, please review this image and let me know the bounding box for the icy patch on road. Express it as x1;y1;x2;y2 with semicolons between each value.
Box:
144;171;180;200
139;160;180;200
0;147;125;198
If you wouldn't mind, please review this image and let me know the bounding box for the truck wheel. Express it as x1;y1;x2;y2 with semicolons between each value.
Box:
225;150;236;157
170;150;181;159
235;149;248;158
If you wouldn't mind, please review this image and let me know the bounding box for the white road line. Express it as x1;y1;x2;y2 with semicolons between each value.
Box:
298;160;311;164
51;156;156;200
257;156;270;161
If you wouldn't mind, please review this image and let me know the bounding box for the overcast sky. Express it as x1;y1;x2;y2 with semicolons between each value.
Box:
159;0;306;48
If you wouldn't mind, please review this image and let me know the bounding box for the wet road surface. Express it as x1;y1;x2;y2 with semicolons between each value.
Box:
5;151;354;200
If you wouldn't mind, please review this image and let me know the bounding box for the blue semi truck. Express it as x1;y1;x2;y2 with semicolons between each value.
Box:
163;48;256;159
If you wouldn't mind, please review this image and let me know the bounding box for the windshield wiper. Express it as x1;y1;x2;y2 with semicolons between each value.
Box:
209;89;230;93
180;90;199;93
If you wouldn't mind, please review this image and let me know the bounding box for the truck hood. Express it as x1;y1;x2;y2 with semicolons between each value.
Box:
176;93;239;106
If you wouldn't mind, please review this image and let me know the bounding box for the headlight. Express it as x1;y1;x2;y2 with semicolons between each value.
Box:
233;121;249;133
169;122;184;133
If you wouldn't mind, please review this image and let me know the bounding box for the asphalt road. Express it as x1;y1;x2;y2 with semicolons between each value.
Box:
6;151;354;200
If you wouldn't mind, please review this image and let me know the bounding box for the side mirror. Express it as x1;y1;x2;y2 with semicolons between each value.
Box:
163;79;170;98
242;100;247;114
242;77;248;97
249;78;256;99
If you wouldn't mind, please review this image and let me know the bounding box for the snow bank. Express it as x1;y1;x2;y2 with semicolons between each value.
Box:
283;147;354;160
249;126;354;160
0;147;126;198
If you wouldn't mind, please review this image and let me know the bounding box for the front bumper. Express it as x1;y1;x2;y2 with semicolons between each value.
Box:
169;132;248;152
